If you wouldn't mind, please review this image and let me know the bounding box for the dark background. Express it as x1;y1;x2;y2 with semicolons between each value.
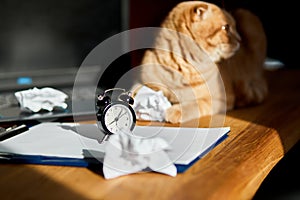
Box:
0;0;298;89
0;0;123;72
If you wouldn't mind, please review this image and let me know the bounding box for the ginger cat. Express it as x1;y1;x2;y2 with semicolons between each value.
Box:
131;1;268;123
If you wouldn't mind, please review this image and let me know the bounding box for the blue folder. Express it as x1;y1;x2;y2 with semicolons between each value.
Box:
0;133;228;173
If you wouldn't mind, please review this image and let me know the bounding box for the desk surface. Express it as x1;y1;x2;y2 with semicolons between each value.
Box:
1;69;300;200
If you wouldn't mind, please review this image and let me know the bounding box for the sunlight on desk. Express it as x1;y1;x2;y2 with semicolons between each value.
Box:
0;69;299;200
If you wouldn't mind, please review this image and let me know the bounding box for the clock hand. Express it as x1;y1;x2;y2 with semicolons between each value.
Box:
118;112;127;119
108;109;123;126
117;109;123;120
108;119;116;125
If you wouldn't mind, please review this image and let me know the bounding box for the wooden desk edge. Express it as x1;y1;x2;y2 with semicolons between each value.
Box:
0;69;299;200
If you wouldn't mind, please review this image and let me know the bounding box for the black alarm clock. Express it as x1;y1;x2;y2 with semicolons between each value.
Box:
96;88;136;143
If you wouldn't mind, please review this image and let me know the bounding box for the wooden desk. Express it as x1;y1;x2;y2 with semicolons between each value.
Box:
0;69;299;200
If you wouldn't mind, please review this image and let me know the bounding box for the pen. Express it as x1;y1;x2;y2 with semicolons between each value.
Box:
0;124;29;141
0;152;101;167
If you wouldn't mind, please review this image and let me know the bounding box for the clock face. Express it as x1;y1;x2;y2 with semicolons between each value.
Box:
104;103;135;134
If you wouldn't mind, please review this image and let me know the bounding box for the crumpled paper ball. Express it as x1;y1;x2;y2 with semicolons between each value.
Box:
132;86;172;122
103;129;177;179
14;87;68;112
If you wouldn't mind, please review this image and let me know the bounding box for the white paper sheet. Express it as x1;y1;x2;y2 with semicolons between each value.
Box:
0;122;229;165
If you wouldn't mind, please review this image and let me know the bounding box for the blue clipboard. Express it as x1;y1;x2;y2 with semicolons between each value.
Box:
0;133;228;173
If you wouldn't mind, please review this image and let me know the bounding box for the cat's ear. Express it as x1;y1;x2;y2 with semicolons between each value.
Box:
192;4;209;21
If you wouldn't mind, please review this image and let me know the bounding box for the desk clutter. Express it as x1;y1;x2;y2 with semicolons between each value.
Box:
14;87;69;113
0;122;229;179
132;86;172;122
1;86;229;179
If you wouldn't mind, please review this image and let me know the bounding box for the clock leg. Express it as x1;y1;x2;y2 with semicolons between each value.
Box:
99;134;110;144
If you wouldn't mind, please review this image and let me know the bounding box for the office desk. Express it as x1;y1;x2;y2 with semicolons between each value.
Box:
0;69;299;200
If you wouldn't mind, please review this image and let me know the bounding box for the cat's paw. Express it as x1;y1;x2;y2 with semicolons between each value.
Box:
165;104;182;124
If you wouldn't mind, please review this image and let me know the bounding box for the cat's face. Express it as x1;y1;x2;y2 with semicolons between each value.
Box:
163;1;241;63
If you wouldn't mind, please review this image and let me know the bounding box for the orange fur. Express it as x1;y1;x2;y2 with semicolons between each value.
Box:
131;1;268;123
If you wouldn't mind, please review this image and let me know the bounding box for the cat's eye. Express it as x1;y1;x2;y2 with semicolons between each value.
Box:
222;24;230;32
